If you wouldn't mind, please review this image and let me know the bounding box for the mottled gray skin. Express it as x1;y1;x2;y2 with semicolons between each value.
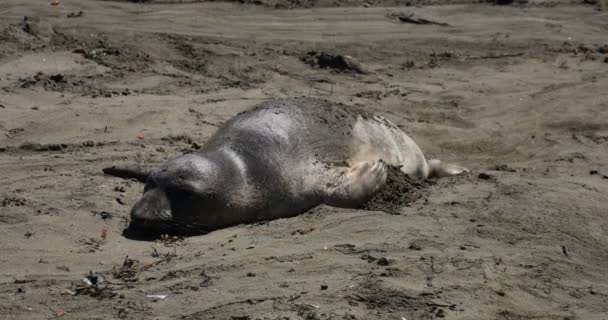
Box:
129;98;466;233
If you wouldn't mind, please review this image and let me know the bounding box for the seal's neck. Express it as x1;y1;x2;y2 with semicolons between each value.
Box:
216;147;250;187
185;148;249;191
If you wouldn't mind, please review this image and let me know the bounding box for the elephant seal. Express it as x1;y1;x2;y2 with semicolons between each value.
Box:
126;98;467;235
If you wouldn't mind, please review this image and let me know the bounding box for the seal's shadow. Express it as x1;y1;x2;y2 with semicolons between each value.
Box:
122;223;208;241
122;225;160;241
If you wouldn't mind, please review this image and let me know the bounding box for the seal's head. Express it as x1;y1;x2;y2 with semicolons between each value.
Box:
126;153;225;236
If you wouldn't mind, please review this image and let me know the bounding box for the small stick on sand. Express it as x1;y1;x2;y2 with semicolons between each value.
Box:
466;52;525;60
102;165;151;183
386;11;450;27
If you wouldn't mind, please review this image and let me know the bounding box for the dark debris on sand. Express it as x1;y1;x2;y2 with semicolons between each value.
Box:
300;51;367;74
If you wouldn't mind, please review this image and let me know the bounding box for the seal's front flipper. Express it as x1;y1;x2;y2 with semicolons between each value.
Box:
427;159;469;178
319;159;388;208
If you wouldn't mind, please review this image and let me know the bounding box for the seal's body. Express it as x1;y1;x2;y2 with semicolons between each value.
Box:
129;98;466;233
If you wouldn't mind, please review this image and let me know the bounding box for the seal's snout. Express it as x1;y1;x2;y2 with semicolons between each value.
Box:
131;188;172;221
124;188;175;240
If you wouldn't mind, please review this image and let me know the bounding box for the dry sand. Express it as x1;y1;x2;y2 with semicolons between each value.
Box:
1;1;607;319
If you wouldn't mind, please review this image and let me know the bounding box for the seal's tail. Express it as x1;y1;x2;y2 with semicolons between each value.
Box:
427;159;469;178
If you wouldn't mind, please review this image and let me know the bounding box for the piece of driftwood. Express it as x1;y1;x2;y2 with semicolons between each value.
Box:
386;11;450;27
465;52;525;60
102;165;151;183
584;0;607;10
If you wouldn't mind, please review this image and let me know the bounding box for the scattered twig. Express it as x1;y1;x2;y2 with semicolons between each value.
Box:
398;16;450;26
67;11;83;18
387;11;450;26
561;245;569;257
14;279;36;284
465;52;524;60
192;294;302;314
426;301;457;308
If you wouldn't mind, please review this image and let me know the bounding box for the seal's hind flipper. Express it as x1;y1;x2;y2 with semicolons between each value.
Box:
427;159;469;178
319;159;388;208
